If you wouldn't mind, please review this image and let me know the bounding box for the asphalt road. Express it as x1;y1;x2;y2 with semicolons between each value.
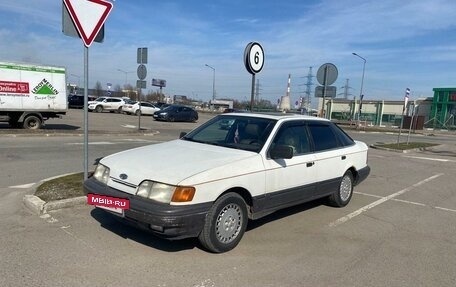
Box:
1;109;456;287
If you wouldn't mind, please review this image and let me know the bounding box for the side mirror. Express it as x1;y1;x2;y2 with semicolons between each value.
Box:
270;145;293;159
179;132;187;138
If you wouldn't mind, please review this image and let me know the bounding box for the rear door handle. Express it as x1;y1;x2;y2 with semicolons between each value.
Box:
306;162;314;167
341;155;346;160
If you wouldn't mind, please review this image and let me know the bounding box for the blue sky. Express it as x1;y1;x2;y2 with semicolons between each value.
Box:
1;0;456;106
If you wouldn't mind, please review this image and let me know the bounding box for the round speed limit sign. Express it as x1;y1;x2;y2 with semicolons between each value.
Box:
244;42;264;74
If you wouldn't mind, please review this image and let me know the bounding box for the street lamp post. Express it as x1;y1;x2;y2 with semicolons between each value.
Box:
70;73;81;88
352;52;366;123
117;69;133;86
205;64;216;101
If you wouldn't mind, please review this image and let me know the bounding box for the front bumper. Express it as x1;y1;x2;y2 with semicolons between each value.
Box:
83;177;211;240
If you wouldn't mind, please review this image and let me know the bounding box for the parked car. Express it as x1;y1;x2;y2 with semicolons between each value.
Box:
153;105;198;122
88;97;127;113
218;118;235;130
121;99;137;115
68;94;96;109
129;101;160;116
84;113;370;253
222;108;245;113
154;102;171;110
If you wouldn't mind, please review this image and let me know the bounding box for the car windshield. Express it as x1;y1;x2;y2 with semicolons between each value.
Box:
95;98;105;102
182;115;277;152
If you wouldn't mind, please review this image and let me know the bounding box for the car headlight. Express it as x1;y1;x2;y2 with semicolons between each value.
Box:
136;181;195;203
159;112;168;115
93;164;110;184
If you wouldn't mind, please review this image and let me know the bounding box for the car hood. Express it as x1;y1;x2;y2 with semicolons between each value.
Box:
101;139;262;188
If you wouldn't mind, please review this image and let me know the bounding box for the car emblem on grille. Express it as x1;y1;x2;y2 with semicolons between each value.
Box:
119;173;128;180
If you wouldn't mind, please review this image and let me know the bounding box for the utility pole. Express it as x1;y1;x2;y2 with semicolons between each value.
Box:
339;78;353;99
300;67;314;114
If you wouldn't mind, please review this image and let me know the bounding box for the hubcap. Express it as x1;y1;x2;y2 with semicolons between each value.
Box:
215;203;243;243
340;175;352;202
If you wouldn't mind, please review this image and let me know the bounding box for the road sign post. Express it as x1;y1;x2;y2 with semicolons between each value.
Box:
62;0;113;180
316;63;338;118
244;42;264;111
136;48;148;130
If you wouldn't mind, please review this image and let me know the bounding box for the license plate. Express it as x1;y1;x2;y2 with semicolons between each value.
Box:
96;205;124;215
87;194;130;214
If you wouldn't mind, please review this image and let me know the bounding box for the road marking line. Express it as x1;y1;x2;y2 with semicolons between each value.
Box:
356;192;426;206
392;198;427;207
357;191;456;213
435;207;456;213
403;156;450;162
329;173;444;227
8;183;35;188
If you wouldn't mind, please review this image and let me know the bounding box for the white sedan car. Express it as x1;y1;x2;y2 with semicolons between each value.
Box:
84;113;370;253
126;101;160;116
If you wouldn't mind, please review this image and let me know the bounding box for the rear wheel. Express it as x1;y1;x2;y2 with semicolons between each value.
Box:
328;170;353;207
198;193;248;253
23;115;42;129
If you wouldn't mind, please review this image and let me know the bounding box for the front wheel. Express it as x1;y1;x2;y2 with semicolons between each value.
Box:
328;170;354;207
198;193;248;253
135;110;141;116
95;105;103;113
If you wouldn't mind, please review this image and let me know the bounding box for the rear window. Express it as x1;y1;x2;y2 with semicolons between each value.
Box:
331;123;355;147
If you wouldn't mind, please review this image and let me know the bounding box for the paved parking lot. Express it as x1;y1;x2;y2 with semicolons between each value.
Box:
1;109;455;286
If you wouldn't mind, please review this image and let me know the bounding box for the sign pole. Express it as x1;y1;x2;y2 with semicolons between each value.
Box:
138;88;141;130
83;46;89;180
322;66;328;118
250;74;255;111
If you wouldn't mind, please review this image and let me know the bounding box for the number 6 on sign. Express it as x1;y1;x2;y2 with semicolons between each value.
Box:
244;42;264;74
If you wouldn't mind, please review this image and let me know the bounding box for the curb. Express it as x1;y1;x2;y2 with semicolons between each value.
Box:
370;144;432;153
22;172;88;215
23;195;87;215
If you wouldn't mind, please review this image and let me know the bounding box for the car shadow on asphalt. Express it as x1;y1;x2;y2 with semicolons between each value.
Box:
42;124;80;130
0;123;80;131
90;208;199;252
246;198;327;231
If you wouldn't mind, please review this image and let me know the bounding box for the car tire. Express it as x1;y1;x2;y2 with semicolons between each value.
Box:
167;116;175;122
198;193;248;253
23;115;42;129
95;105;103;113
117;107;123;113
135;110;141;116
328;170;354;207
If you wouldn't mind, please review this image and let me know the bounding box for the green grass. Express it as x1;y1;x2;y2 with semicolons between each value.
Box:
35;172;85;202
375;142;438;151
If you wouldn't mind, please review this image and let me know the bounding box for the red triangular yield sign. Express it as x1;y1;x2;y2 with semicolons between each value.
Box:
63;0;113;47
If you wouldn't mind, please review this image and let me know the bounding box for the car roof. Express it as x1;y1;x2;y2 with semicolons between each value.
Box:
219;112;330;122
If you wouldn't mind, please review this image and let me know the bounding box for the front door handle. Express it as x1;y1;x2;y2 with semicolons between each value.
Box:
306;162;314;167
341;155;346;160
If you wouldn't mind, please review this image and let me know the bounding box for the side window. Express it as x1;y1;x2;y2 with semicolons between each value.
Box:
272;122;311;155
308;123;339;151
